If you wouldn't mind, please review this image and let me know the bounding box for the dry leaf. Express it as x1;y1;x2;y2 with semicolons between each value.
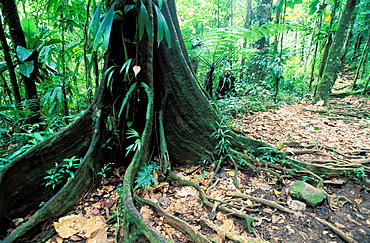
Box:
272;213;285;224
346;214;362;226
177;186;198;197
54;214;87;238
273;189;281;195
285;225;295;234
334;222;346;228
84;216;106;238
70;235;83;241
140;206;154;218
263;208;274;214
216;211;227;221
354;199;362;204
220;218;235;232
86;227;108;243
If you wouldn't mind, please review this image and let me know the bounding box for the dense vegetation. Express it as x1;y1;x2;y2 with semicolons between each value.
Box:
0;0;369;242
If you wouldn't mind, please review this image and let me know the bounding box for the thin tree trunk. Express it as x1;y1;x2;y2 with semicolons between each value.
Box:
309;11;323;90
0;0;40;123
240;0;252;81
352;32;369;89
1;74;14;104
318;0;339;79
0;15;22;108
314;0;358;105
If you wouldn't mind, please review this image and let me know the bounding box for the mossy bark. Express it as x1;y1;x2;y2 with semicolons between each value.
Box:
314;0;358;105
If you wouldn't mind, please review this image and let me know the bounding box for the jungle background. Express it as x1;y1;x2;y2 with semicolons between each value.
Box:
0;0;369;242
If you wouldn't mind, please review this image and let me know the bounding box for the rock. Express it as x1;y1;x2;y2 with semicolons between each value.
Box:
288;199;306;211
290;181;326;207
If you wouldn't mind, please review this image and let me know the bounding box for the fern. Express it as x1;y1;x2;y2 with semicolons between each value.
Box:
134;161;159;191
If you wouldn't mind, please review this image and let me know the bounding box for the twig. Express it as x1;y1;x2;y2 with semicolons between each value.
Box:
135;194;213;243
226;191;298;215
308;213;358;243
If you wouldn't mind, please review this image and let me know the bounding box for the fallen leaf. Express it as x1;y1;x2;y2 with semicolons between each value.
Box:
177;186;198;197
263;208;274;214
273;189;281;195
334;222;346;228
346;214;362;226
220;218;235;231
54;214;87;238
70;235;83;241
140;206;154;218
272;213;285;224
86;227;108;243
354;199;362;204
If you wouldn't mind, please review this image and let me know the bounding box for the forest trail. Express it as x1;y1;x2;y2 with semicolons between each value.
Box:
44;93;370;243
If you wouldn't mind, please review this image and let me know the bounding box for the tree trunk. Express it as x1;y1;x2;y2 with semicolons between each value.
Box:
0;0;40;123
314;0;358;105
0;15;22;108
0;0;280;242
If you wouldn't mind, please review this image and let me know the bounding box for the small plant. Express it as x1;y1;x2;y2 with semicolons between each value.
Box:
134;161;159;191
211;119;233;156
44;156;81;189
125;128;141;156
98;164;112;178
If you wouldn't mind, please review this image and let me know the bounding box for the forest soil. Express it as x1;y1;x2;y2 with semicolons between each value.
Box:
36;91;369;243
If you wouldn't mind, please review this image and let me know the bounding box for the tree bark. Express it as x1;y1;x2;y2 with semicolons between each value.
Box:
0;15;22;107
314;0;358;105
0;0;40;122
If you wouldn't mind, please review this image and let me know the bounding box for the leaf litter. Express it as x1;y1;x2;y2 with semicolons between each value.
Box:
45;95;370;243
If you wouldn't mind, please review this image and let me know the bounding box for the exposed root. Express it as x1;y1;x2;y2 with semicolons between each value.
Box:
226;191;298;215
308;213;358;243
225;190;359;243
135;195;213;243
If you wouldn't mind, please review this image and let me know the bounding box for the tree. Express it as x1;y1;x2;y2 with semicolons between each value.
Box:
0;0;41;123
314;0;359;105
0;0;272;241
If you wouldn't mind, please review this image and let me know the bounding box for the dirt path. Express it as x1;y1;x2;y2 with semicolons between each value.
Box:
43;95;370;243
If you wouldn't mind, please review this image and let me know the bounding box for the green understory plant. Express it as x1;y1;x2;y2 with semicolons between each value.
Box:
211;118;232;156
44;156;81;189
125;128;141;156
97;164;113;178
133;161;160;191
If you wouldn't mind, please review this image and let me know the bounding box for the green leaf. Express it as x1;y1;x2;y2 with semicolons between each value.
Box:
16;46;35;62
92;1;116;52
89;2;102;38
19;61;34;78
119;58;133;76
124;4;135;13
21;18;37;45
153;4;171;47
138;2;151;40
309;0;320;15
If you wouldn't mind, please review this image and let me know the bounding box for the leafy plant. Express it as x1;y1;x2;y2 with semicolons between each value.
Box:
125;128;141;156
134;161;160;191
98;164;112;178
44;156;81;189
211;118;232;155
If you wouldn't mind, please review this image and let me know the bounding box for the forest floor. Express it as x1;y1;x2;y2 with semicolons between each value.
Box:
45;78;370;243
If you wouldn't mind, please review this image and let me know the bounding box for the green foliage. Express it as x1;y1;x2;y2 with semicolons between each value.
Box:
133;161;159;191
211;119;232;156
341;168;369;184
44;156;81;189
125;128;141;156
97;164;113;178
